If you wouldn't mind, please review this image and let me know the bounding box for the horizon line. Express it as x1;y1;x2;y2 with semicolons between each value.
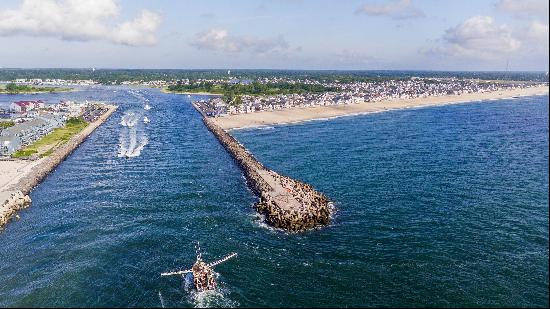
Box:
0;67;548;73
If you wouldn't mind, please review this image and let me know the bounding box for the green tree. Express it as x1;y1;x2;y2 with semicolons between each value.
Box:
5;83;18;92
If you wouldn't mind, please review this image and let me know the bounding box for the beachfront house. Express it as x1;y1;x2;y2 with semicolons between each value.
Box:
0;115;64;150
0;134;21;156
10;100;45;114
213;99;228;116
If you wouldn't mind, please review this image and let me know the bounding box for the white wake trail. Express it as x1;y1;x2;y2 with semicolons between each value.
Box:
118;109;148;158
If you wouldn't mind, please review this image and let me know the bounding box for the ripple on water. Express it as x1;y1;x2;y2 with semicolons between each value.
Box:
0;91;548;307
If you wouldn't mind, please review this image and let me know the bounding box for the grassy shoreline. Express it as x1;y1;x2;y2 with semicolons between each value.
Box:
0;84;74;94
0;121;15;129
0;88;74;94
11;117;88;159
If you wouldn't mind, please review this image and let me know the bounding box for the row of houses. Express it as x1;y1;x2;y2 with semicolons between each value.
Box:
10;79;96;86
197;79;545;117
0;114;65;156
0;100;85;157
10;100;45;113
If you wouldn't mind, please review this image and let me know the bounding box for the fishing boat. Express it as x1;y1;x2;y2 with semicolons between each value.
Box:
161;244;237;292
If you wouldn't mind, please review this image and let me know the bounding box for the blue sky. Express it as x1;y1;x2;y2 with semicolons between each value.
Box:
0;0;548;70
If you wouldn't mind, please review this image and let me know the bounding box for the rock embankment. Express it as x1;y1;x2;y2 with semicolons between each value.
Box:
0;191;31;228
0;105;117;230
195;103;333;231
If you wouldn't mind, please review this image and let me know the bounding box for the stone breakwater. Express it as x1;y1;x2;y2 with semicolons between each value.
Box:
0;105;117;230
194;103;333;231
0;191;31;228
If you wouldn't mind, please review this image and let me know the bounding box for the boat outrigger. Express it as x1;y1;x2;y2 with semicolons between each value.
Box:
161;244;237;292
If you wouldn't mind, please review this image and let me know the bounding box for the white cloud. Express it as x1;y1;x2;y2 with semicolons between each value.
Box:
523;20;550;53
190;28;290;55
355;0;424;20
423;15;548;71
427;16;520;59
495;0;549;19
526;20;549;41
0;0;161;46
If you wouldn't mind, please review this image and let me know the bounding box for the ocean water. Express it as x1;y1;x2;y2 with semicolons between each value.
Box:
0;88;548;307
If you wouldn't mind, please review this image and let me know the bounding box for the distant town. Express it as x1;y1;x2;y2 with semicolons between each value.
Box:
1;70;548;157
192;77;547;117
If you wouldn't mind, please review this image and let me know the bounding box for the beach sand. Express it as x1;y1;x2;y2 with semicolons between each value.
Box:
0;159;44;192
212;85;549;130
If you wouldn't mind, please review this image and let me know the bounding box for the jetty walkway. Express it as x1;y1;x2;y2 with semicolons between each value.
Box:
194;103;333;231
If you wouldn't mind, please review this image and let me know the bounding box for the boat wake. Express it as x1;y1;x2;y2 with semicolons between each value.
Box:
128;89;152;111
188;276;238;308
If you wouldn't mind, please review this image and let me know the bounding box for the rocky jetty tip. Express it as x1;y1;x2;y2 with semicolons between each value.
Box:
193;102;334;231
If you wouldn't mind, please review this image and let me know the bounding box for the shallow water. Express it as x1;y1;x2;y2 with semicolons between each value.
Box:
0;89;548;307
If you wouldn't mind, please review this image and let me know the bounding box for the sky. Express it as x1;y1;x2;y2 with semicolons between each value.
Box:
0;0;548;71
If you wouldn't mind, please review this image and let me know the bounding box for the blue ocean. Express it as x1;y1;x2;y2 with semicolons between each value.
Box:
0;88;548;307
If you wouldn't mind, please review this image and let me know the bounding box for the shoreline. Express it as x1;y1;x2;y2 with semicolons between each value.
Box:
0;104;117;230
160;88;221;96
0;89;76;95
212;86;549;130
0;87;76;95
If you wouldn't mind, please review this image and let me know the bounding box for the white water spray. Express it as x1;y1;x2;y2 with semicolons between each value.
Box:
118;109;149;158
158;291;165;308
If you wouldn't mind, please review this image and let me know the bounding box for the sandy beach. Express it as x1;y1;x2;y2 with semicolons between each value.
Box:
0;159;44;193
212;85;549;130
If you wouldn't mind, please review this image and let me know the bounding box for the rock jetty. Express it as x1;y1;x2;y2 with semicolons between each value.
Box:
194;103;333;231
0;105;117;230
0;191;31;228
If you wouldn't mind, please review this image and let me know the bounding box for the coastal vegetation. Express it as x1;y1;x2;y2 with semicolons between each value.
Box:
12;117;88;159
0;83;72;94
0;121;15;129
166;81;338;103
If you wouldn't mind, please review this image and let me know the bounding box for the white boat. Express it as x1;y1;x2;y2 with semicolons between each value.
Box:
143;116;150;124
144;104;151;110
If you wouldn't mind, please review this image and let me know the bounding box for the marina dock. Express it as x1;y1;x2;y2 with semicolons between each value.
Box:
194;102;333;231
